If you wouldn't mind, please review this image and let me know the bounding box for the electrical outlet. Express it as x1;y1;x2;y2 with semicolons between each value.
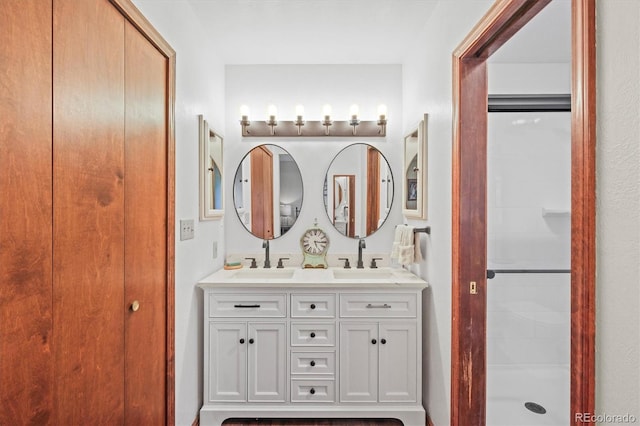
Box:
212;241;218;259
179;219;195;241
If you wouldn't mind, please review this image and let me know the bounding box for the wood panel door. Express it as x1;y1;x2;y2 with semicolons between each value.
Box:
250;146;274;239
53;0;173;424
53;0;127;423
124;19;168;424
0;1;54;424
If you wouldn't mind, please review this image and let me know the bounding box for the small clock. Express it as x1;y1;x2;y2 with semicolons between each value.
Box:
301;220;329;269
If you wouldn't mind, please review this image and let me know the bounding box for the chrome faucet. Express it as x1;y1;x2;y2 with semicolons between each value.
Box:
262;240;271;268
356;238;366;269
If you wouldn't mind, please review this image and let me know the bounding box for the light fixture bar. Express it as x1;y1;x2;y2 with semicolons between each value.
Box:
240;120;386;137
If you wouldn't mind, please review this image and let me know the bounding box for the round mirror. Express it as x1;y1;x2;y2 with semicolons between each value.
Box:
323;143;394;238
233;144;303;239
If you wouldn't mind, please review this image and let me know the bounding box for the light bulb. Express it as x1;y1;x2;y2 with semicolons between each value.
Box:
295;104;305;117
239;105;250;120
267;104;278;121
377;104;387;119
322;104;332;119
349;104;360;120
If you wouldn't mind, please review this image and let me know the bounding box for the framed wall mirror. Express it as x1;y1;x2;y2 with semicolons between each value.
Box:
323;143;394;238
233;144;303;239
199;114;224;220
403;114;428;219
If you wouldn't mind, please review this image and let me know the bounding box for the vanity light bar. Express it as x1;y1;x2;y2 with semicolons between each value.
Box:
239;104;387;137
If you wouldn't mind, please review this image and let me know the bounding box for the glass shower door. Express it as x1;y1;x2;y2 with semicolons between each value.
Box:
486;111;571;426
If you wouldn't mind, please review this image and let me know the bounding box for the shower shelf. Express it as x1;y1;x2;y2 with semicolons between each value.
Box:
541;208;571;217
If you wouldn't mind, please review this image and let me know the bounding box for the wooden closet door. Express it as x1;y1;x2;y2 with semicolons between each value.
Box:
124;20;168;424
53;0;126;423
0;2;54;424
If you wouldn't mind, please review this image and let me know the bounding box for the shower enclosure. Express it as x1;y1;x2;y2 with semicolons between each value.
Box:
486;99;571;426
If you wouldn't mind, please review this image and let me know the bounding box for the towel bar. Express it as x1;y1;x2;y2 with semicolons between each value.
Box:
396;224;431;234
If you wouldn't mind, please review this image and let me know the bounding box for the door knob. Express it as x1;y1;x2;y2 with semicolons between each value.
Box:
130;300;140;312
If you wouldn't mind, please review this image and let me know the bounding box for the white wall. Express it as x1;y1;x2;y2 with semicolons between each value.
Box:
131;2;226;425
402;2;493;424
596;0;640;420
225;65;403;260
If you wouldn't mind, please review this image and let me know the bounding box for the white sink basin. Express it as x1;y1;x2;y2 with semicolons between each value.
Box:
332;269;394;280
232;269;295;279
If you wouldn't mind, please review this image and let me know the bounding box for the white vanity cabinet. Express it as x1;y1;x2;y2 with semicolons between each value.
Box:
198;268;427;426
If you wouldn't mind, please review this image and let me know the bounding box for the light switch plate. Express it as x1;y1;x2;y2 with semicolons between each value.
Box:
180;219;195;241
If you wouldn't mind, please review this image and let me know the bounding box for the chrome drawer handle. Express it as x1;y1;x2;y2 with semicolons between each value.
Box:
234;304;260;308
366;303;391;309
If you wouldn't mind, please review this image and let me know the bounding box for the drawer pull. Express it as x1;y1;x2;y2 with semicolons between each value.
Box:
366;303;391;309
239;338;245;344
249;338;254;344
310;304;316;310
371;339;377;344
309;388;316;395
310;332;316;338
381;338;387;344
310;360;316;367
234;304;261;308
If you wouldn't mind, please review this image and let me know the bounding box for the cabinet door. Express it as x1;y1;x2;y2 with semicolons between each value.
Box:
248;322;286;402
209;322;247;402
339;323;378;402
379;322;417;402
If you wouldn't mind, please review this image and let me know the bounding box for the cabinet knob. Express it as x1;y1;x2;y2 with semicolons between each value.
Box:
130;300;140;312
309;388;316;395
310;304;316;310
249;338;254;344
371;339;377;344
310;332;316;338
310;360;316;367
381;338;387;344
239;338;245;344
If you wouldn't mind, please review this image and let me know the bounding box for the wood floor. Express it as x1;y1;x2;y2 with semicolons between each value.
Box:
222;419;403;426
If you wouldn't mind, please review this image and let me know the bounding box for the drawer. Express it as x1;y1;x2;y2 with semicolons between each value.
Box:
290;323;336;346
208;294;286;317
339;293;417;318
291;294;336;318
290;351;335;376
291;379;335;403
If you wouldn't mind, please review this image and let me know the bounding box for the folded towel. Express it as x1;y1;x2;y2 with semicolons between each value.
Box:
391;225;416;265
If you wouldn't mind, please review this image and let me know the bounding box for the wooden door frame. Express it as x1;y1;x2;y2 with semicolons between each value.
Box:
451;1;596;425
366;147;381;235
250;145;274;239
108;1;176;424
333;174;356;238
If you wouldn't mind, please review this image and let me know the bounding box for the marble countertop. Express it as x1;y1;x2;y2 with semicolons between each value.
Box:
197;266;428;289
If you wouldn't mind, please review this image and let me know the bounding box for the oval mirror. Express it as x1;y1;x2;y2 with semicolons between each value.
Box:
233;144;303;239
323;143;394;238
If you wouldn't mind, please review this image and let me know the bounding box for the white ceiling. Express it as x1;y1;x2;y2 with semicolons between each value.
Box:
490;0;571;63
186;0;439;64
164;0;570;65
